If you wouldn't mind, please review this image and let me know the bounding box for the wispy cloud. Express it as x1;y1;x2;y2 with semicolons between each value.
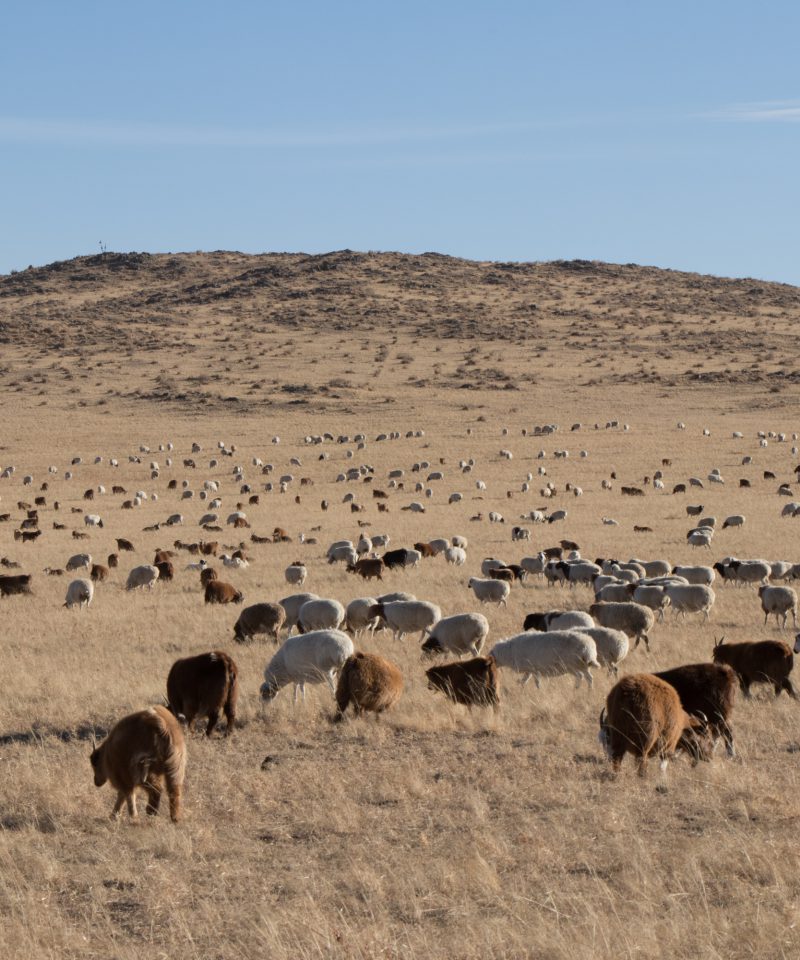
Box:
710;99;800;122
0;115;542;148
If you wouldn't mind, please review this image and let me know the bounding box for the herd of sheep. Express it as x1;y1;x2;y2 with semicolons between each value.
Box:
2;419;800;821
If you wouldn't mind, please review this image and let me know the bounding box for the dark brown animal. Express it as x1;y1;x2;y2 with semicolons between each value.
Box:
251;533;271;544
414;541;436;558
204;580;243;604
83;488;94;501
53;521;66;530
672;483;686;494
560;539;579;551
272;527;292;542
107;553;119;569
200;566;218;587
426;657;500;710
199;540;219;556
372;489;388;499
621;486;645;497
89;706;186;822
44;567;64;576
654;662;737;757
348;557;385;581
634;525;653;533
14;529;41;543
0;573;32;596
116;538;135;552
333;653;403;721
72;530;89;540
233;517;250;529
156;560;175;582
154;550;174;564
712;638;796;699
90;564;109;583
233;602;285;642
112;485;126;494
599;673;712;776
166;651;238;737
488;567;514;583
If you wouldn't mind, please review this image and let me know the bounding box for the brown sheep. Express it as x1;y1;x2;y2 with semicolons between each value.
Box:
273;527;292;542
654;662;738;757
116;538;135;552
426;657;500;710
90;563;109;583
414;541;436;558
347;557;385;581
153;549;175;564
333;652;403;721
166;651;238;737
599;673;712;776
200;567;219;587
107;553;119;569
0;573;32;596
156;560;175;582
488;567;514;583
199;540;219;556
712;638;796;699
233;602;286;643
204;580;243;604
89;706;186;822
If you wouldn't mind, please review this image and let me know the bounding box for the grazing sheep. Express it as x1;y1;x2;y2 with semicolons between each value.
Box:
759;585;798;629
421;613;490;658
520;554;548;578
284;563;307;586
580;627;629;675
204;580;243;604
166;651;238;736
90;563;109;583
722;515;745;530
126;565;160;591
589;601;655;650
367;600;441;641
233;602;286;643
345;597;381;637
298;598;346;632
64;578;93;609
713;638;796;698
66;553;92;572
426;657;500;710
260;629;354;702
89;706;186;822
654;662;737;757
333;653;403;721
468;577;511;607
481;557;508;576
672;565;715;586
523;610;595;632
596;583;635;603
444;546;467;566
664;584;716;622
632;584;670;622
0;573;32;595
490;630;600;689
599;674;711;776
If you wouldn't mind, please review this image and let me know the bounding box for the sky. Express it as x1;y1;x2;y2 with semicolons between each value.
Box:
1;1;798;283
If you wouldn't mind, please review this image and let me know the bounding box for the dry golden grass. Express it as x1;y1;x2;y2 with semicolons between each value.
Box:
2;252;800;958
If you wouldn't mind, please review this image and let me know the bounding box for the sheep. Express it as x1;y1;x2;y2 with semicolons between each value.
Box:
421;613;490;658
632;584;671;622
233;602;286;643
444;546;467;566
511;526;531;542
426;657;500;710
523;610;595;632
89;706;186;822
520;553;547;578
654;662;737;757
260;629;354;702
481;557;508;576
589;601;655;650
723;558;771;586
0;573;32;595
367;600;441;641
126;565;160;591
64;578;93;609
722;515;745;530
166;651;238;736
327;541;356;565
580;626;629;675
468;577;511;607
344;597;381;637
83;514;104;528
631;558;671;578
333;653;404;721
671;565;715;586
664;584;715;622
279;593;319;634
596;583;635;604
759;585;798;629
427;538;450;555
204;580;243;604
713;637;796;698
490;630;600;689
563;561;602;586
285;563;307;586
66;553;92;572
599;674;711;776
298;598;346;632
451;535;468;549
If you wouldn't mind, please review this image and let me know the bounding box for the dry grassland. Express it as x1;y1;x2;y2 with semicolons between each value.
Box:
1;252;800;959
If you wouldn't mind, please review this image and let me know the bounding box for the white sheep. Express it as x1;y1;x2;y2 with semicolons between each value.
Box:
632;584;671;622
722;515;745;529
490;630;600;689
468;577;510;606
298;598;346;632
344;597;380;637
125;565;160;591
759;585;798;629
589;601;655;650
83;514;104;528
422;613;490;657
221;554;249;569
367;600;441;641
260;629;354;702
672;565;715;586
580;626;629;675
481;557;508;576
520;553;547;578
279;593;319;635
444;546;467;566
66;553;92;572
285;563;307;586
664;583;715;621
428;538;450;556
64;578;93;610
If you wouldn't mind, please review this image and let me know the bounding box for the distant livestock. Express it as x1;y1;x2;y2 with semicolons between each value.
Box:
426;657;500;710
490;630;600;688
167;651;238;736
204;580;243;604
421;613;490;658
234;602;286;643
713;638;796;699
260;629;354;702
333;653;403;721
64;578;93;609
126;565;160;591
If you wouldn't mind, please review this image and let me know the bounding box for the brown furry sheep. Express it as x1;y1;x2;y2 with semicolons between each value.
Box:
233;602;286;643
166;651;238;737
90;563;109;583
333;652;403;721
426;657;500;710
204;580;243;604
712;638;796;699
89;705;186;822
200;566;218;587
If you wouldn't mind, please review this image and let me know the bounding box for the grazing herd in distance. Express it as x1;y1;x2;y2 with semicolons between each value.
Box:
2;418;800;820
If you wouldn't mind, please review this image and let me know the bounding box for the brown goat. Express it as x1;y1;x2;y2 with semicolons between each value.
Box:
333;652;403;721
200;566;218;587
89;706;186;822
426;657;500;710
0;573;32;596
90;563;109;583
107;553;119;569
348;557;385;581
166;651;238;737
199;540;219;556
599;673;712;776
654;662;738;756
712;638;796;699
204;580;243;604
156;560;175;582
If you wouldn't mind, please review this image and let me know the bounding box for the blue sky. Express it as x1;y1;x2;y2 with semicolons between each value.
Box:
1;1;798;283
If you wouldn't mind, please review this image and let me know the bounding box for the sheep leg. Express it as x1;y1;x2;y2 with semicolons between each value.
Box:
126;792;138;818
144;777;162;815
326;672;337;696
782;678;797;699
583;668;593;689
205;711;220;737
111;791;126;819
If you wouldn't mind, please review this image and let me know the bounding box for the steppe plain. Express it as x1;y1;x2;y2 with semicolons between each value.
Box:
2;251;800;959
